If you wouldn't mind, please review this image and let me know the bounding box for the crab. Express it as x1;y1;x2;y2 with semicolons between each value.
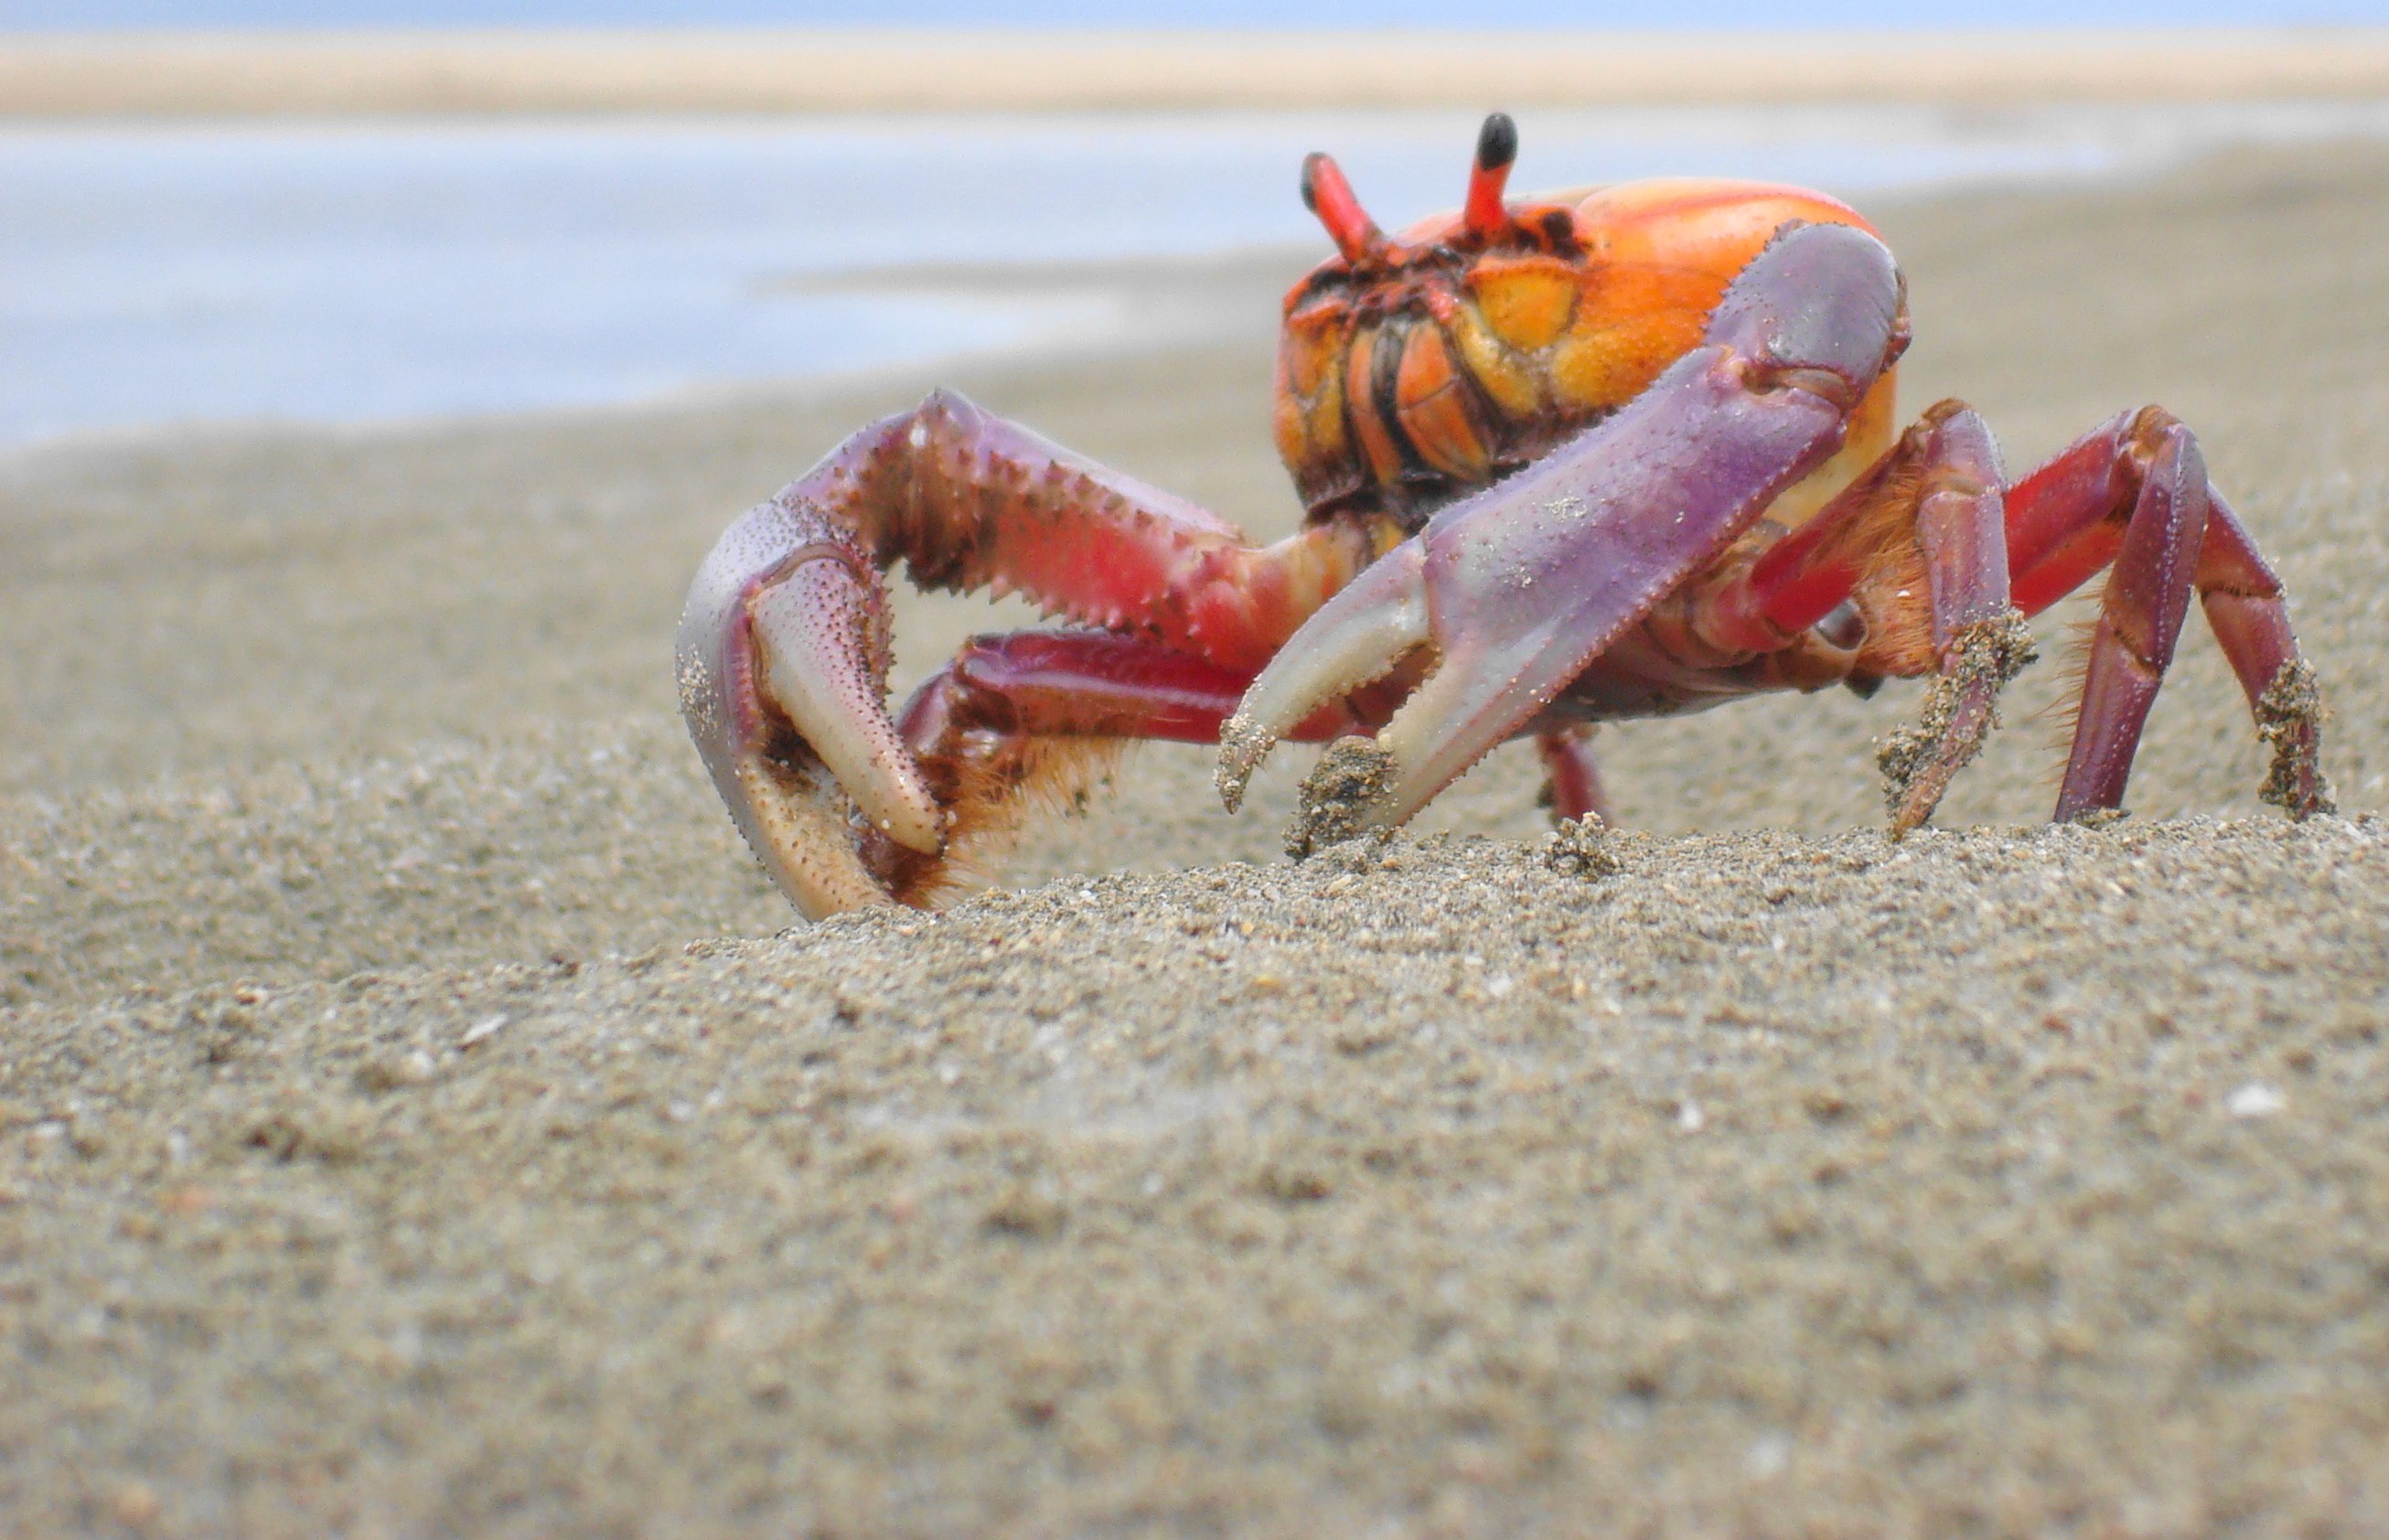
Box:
678;113;2331;918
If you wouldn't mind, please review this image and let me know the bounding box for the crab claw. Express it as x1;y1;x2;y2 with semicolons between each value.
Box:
1216;540;1429;815
1220;221;1904;851
676;495;942;916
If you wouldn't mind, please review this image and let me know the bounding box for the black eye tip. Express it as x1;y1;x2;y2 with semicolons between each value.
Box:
1300;151;1324;213
1476;112;1518;174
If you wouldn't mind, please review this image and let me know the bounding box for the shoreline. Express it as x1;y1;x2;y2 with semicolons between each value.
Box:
16;102;2389;455
7;107;2377;463
3;28;2388;117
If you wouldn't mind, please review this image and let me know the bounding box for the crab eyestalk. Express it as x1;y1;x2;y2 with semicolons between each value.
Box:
1462;112;1518;238
1300;151;1387;267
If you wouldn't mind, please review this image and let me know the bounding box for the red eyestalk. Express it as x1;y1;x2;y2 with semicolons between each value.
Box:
1463;112;1518;239
1301;150;1385;266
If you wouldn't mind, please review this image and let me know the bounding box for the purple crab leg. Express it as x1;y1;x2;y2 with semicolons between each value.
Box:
1217;221;1907;848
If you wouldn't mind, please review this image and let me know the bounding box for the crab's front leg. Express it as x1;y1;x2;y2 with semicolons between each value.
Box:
1702;397;2032;832
1217;221;1908;851
679;390;1375;915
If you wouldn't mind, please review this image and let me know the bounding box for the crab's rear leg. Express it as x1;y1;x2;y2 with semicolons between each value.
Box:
1721;403;2329;825
678;389;1374;914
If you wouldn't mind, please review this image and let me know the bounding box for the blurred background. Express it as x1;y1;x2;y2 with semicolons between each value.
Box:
5;0;2384;24
6;4;2389;450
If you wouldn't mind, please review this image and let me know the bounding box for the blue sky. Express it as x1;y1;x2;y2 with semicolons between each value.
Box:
5;1;2384;27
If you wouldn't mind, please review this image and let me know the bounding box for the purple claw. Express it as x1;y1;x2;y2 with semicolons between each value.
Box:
677;494;942;916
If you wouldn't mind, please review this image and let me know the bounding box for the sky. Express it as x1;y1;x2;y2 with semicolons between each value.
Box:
4;1;2384;28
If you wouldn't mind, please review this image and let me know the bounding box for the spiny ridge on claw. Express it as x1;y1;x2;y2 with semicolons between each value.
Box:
748;558;944;857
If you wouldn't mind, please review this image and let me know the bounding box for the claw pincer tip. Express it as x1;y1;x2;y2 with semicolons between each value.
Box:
677;497;941;915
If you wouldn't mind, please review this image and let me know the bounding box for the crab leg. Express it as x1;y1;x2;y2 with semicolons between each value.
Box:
678;388;1374;914
2189;497;2330;814
2044;421;2208;818
2000;407;2330;818
1534;725;1611;825
856;631;1366;905
1707;399;2030;832
1718;402;2329;823
1216;221;1906;850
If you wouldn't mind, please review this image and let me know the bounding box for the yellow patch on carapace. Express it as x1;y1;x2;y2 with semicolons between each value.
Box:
1269;390;1309;485
1272;316;1350;484
1303;371;1348;465
1279;312;1339;398
1466;254;1580;353
1441;300;1543;422
1549;311;1706;417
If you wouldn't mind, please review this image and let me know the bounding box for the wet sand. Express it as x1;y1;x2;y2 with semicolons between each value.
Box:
3;146;2387;1534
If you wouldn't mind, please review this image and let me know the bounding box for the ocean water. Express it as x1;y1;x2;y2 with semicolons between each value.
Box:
5;103;2385;449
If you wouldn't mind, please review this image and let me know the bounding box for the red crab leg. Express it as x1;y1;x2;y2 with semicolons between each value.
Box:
1721;401;2006;639
2188;496;2327;811
849;631;1366;905
1216;221;1906;850
1534;725;1611;825
678;389;1375;914
2042;420;2206;818
1999;408;2330;818
1719;404;2330;822
1703;399;2028;831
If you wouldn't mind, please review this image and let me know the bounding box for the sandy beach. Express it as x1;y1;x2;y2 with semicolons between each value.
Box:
3;143;2388;1534
7;29;2389;116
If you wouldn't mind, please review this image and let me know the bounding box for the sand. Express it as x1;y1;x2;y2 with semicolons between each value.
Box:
7;30;2389;118
3;145;2387;1535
